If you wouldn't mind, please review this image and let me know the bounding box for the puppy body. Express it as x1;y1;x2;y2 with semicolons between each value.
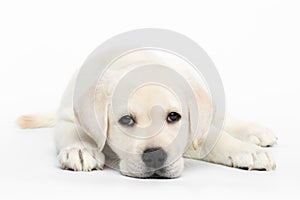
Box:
18;50;277;178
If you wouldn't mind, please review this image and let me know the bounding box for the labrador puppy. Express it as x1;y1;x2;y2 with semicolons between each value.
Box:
17;50;277;178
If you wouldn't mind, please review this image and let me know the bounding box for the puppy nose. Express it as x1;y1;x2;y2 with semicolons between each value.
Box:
142;147;167;169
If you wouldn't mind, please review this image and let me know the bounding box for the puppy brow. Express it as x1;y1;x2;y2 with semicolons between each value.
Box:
167;107;181;113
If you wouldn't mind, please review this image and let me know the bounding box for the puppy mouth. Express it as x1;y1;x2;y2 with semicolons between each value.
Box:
142;168;167;179
145;168;177;179
144;173;171;179
123;167;178;179
125;170;172;179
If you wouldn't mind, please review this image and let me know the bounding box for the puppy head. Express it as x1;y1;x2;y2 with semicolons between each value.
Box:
75;50;213;178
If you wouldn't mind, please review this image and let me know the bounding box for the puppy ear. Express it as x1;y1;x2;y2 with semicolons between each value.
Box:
74;87;109;150
187;81;213;150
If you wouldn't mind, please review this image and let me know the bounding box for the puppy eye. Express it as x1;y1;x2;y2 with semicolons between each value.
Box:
167;112;181;123
119;115;135;126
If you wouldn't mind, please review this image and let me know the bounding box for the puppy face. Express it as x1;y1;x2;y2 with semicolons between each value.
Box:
107;85;190;178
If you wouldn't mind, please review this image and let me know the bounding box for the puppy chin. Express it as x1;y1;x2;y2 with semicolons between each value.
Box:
119;157;184;179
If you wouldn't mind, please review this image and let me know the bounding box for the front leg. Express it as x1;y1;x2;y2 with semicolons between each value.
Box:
55;121;105;171
202;131;276;170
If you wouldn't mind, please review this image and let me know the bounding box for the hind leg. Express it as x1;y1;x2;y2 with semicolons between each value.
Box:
223;117;277;147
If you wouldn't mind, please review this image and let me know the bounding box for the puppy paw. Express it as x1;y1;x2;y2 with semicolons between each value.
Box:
243;123;277;147
203;131;276;171
227;146;276;171
57;147;105;171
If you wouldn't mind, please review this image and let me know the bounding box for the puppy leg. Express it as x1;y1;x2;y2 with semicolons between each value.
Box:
201;130;276;170
55;121;105;171
223;117;277;147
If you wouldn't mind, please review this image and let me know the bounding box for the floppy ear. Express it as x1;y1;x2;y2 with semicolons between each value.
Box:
187;81;213;150
74;87;109;151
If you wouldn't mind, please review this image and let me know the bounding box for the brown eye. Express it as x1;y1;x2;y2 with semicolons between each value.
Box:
167;112;181;123
119;115;135;126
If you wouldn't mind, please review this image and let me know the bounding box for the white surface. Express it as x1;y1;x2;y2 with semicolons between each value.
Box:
0;0;299;199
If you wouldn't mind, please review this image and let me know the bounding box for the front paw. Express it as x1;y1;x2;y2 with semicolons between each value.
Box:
57;147;105;171
244;123;277;147
226;146;276;171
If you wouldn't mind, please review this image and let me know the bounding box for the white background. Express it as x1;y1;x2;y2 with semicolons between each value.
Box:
0;0;299;199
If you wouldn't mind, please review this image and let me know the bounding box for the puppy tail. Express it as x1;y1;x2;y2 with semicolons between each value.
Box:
16;112;56;129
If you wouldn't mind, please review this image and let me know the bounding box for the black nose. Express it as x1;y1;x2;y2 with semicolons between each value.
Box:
142;147;167;169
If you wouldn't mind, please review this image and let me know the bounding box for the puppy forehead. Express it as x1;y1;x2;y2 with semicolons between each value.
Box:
129;85;181;112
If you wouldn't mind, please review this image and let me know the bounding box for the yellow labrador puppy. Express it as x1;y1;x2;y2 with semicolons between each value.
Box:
17;50;277;178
